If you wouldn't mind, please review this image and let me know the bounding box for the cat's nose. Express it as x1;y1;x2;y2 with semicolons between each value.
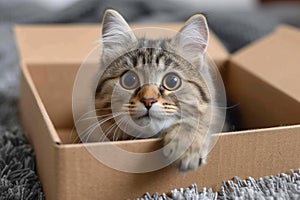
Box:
140;98;157;110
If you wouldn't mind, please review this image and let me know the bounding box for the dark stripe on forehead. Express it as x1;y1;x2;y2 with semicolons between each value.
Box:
95;76;117;94
186;80;210;103
130;48;162;67
165;58;173;66
148;47;154;56
116;44;185;71
131;56;137;67
142;56;146;65
164;58;173;71
155;51;165;66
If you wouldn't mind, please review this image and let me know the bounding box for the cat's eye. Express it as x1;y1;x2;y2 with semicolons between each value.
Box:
120;71;139;90
162;73;181;91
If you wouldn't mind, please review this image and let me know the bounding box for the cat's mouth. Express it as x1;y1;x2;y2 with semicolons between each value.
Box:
137;112;150;120
135;111;162;121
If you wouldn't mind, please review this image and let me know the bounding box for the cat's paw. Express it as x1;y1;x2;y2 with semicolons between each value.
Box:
176;143;207;172
163;130;208;171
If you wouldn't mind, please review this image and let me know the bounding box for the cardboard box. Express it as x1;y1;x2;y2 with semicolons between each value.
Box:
226;25;300;129
15;24;300;200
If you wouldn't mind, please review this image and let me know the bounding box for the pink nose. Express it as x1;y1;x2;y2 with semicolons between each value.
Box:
140;98;157;110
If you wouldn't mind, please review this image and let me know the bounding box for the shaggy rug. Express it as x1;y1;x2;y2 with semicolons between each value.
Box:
139;171;300;199
0;1;300;199
0;26;44;199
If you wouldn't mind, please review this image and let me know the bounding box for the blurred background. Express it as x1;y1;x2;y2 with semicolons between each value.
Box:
0;0;300;52
1;0;300;97
0;0;300;199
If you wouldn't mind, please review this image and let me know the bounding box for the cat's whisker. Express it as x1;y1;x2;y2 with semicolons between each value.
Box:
208;104;240;110
99;123;118;142
93;108;112;112
164;107;178;111
112;119;127;141
124;106;136;109
164;112;177;115
123;108;136;111
81;111;124;120
122;105;136;109
74;111;100;126
89;119;119;143
109;118;123;141
112;124;120;141
77;114;113;123
177;97;238;111
85;123;106;143
163;105;178;109
177;101;199;106
79;112;127;142
79;120;103;138
71;131;82;144
163;108;178;112
123;103;134;106
71;118;106;143
95;100;113;103
73;108;114;126
94;108;112;111
162;103;177;106
164;114;177;116
99;113;126;123
122;106;136;109
80;121;104;143
121;108;137;113
100;117;127;142
164;107;179;112
80;115;117;142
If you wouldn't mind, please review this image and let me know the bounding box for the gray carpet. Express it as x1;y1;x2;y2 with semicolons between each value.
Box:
0;24;44;199
139;170;300;199
0;1;300;199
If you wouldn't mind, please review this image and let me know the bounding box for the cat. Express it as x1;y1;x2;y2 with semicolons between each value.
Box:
93;9;224;171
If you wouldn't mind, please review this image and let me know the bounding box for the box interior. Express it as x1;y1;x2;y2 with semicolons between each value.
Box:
26;60;300;145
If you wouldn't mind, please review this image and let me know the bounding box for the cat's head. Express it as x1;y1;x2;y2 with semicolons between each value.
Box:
95;9;211;140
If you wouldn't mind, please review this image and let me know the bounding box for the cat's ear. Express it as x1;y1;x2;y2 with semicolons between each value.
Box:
101;9;137;64
172;14;209;66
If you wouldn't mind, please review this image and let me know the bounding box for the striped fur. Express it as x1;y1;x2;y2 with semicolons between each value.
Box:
93;9;218;171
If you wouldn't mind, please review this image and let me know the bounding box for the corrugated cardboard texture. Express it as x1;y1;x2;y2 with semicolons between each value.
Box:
16;25;300;200
226;25;300;129
54;126;300;199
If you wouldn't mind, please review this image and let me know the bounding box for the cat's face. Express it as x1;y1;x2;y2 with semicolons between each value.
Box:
94;10;210;141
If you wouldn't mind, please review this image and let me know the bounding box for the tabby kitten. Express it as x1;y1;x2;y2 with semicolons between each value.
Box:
94;9;220;171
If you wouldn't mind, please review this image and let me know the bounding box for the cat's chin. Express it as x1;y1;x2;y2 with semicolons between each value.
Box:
135;113;161;121
132;115;160;128
124;115;176;139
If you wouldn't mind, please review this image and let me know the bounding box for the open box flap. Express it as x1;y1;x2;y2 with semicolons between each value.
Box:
231;25;300;103
226;25;300;129
14;24;228;69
